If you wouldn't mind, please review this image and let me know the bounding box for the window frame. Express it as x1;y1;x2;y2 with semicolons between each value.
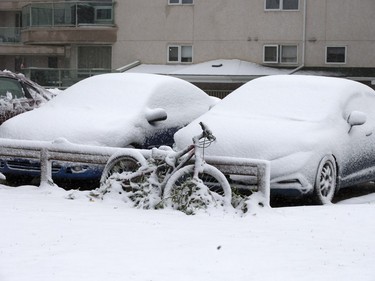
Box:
265;0;281;10
94;6;113;22
325;46;347;64
264;0;299;11
263;45;279;63
77;45;112;70
168;0;194;5
167;45;193;64
263;44;298;64
280;45;298;64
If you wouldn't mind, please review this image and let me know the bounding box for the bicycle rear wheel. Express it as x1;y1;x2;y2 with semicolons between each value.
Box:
163;164;232;213
96;151;162;208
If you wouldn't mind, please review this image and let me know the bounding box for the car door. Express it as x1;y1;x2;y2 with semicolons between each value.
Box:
143;127;180;148
339;92;375;186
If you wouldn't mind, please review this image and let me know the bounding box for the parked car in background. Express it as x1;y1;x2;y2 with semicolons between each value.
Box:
174;75;375;204
0;70;54;124
0;73;217;183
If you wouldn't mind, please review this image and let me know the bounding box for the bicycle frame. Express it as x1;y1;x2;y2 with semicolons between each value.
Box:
152;131;207;190
117;125;213;193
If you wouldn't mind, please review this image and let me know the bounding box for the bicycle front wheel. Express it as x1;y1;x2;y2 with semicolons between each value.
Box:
100;150;147;185
163;164;232;212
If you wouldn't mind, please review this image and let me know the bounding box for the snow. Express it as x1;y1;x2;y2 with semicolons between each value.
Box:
124;59;340;78
126;59;290;76
174;75;375;195
0;73;216;147
0;183;375;281
46;88;63;96
173;75;351;160
1;73;375;280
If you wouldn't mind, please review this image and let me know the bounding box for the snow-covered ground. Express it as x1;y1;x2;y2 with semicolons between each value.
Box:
1;183;374;281
1;73;374;280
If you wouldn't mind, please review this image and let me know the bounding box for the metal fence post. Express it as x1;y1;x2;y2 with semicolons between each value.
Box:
257;162;271;206
40;148;54;187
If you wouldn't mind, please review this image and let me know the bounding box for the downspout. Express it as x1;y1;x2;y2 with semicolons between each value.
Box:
290;0;307;74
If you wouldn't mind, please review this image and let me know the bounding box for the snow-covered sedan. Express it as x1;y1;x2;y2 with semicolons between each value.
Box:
174;75;375;204
0;73;217;182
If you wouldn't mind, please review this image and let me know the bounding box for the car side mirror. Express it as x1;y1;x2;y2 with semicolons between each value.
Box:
347;110;366;133
146;108;167;124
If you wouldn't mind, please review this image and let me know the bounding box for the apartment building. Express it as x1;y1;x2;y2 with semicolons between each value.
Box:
0;0;116;86
1;0;374;89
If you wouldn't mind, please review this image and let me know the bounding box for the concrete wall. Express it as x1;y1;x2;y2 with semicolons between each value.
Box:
2;0;374;71
113;0;375;69
113;0;304;68
305;0;375;67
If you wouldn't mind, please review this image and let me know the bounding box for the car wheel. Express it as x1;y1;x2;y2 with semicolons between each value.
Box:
314;155;337;204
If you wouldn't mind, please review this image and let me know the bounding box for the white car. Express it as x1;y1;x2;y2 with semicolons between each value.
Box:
0;73;217;181
174;75;375;204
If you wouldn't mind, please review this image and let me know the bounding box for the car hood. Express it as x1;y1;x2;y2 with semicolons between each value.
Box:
174;114;335;161
0;105;144;147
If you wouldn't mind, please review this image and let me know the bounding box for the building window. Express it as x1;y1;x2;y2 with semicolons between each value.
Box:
264;45;298;64
48;57;58;68
95;6;113;22
280;45;297;63
168;45;193;63
265;0;299;10
326;46;346;64
168;0;193;5
263;45;278;63
78;45;112;69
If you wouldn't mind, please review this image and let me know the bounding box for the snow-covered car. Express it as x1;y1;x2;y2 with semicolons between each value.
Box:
0;73;217;182
174;75;375;204
0;70;53;124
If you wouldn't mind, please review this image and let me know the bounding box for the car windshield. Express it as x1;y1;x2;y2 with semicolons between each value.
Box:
0;78;24;99
215;76;347;122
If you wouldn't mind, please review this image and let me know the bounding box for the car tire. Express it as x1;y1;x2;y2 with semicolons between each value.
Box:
314;155;337;204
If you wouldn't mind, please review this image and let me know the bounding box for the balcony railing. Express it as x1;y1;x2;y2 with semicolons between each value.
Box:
22;1;115;28
0;27;21;43
22;67;115;88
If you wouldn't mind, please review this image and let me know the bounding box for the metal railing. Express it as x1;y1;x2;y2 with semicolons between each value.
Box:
22;1;115;28
22;67;115;88
204;89;232;99
0;138;270;203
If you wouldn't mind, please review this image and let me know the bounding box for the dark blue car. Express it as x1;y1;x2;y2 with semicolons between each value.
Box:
0;73;217;184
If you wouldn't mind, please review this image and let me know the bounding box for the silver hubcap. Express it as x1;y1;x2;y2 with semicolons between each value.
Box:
319;161;335;197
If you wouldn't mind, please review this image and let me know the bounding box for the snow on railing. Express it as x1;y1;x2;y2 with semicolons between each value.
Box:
0;138;137;186
0;138;270;203
204;155;270;203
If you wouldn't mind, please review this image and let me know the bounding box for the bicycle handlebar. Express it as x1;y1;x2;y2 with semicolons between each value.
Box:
199;122;216;141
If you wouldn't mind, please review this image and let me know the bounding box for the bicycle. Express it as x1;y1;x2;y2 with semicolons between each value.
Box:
96;122;232;213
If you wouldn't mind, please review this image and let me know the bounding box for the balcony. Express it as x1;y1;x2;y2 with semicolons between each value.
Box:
0;27;65;57
0;27;21;43
21;1;117;44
